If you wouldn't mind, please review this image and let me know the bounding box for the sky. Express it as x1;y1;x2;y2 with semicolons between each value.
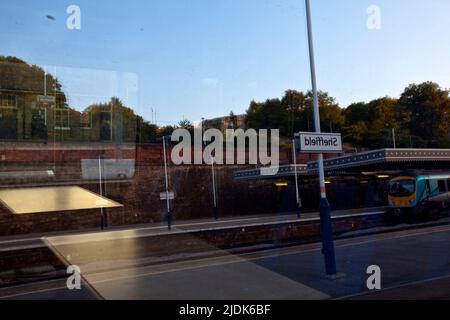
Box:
1;0;450;125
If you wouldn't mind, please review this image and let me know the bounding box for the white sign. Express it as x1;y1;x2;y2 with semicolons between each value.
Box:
296;132;342;153
160;192;175;200
81;159;135;180
37;95;56;103
37;95;56;108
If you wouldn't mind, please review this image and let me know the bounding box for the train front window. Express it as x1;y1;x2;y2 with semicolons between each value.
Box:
389;179;416;197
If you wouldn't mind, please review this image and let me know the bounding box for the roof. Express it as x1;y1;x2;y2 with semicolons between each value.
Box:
233;149;450;180
234;164;309;180
0;186;123;214
308;149;450;173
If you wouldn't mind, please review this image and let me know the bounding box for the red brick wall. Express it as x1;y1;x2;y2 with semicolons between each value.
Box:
0;141;342;165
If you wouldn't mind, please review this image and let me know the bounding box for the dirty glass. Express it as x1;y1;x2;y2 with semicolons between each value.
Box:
0;0;450;304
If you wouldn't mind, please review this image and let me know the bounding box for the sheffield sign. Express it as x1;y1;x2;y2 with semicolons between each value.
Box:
296;132;343;153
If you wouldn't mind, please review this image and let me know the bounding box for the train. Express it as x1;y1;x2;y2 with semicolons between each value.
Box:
387;172;450;221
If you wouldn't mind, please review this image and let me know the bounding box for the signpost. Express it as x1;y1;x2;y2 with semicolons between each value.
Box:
80;112;91;125
160;192;175;201
292;139;302;219
37;95;56;108
211;156;218;220
305;0;338;277
162;135;172;230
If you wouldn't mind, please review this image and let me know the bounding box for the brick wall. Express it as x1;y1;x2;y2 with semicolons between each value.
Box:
0;141;341;165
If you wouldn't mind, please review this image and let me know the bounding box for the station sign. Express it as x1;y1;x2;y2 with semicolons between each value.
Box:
37;95;56;108
37;95;56;103
160;192;175;200
295;132;342;153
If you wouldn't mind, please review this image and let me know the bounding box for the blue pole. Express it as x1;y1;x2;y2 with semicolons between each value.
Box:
305;0;337;276
319;198;337;274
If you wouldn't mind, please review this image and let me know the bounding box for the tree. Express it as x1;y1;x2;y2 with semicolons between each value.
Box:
177;119;195;142
344;102;370;124
139;121;158;143
0;56;64;95
228;111;237;129
245;100;264;130
178;119;194;131
400;82;450;147
245;98;286;134
245;90;343;138
281;90;307;137
343;121;368;146
343;97;402;148
305;91;344;133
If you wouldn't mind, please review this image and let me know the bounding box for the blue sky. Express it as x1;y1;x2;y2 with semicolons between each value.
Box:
2;0;450;125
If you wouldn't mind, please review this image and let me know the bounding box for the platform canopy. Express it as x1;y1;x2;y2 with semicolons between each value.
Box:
233;164;309;181
307;149;450;174
0;186;123;214
233;149;450;181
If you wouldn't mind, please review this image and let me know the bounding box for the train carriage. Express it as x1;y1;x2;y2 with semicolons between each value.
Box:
387;172;450;221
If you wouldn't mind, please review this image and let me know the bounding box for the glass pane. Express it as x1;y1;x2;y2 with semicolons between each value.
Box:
0;0;450;304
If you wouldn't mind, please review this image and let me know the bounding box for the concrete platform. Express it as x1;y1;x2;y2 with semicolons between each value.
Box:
3;222;450;300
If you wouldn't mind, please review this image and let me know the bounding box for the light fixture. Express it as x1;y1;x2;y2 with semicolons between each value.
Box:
275;182;289;187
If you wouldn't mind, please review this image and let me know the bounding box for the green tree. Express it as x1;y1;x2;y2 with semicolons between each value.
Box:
0;56;64;95
400;82;450;147
178;119;194;130
245;98;286;134
245;100;264;130
281;90;306;137
229;111;237;129
245;90;343;137
158;125;176;138
343;121;368;146
343;97;403;148
305;91;344;133
139;121;158;143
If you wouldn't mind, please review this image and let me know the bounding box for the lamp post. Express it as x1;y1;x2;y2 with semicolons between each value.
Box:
211;156;218;220
392;128;396;149
305;0;337;276
385;124;397;148
201;117;206;146
292;139;302;218
162;135;172;230
98;155;105;230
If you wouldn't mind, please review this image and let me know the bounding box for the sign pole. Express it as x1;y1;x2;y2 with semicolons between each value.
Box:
44;68;47;96
292;139;302;218
211;156;218;220
392;128;397;149
163;136;172;230
98;156;105;230
305;0;337;276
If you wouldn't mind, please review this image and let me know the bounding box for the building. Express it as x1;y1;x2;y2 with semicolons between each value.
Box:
204;114;247;131
0;58;139;143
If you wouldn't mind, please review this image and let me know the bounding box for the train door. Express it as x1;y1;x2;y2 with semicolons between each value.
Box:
437;179;447;195
447;178;450;203
437;179;450;210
